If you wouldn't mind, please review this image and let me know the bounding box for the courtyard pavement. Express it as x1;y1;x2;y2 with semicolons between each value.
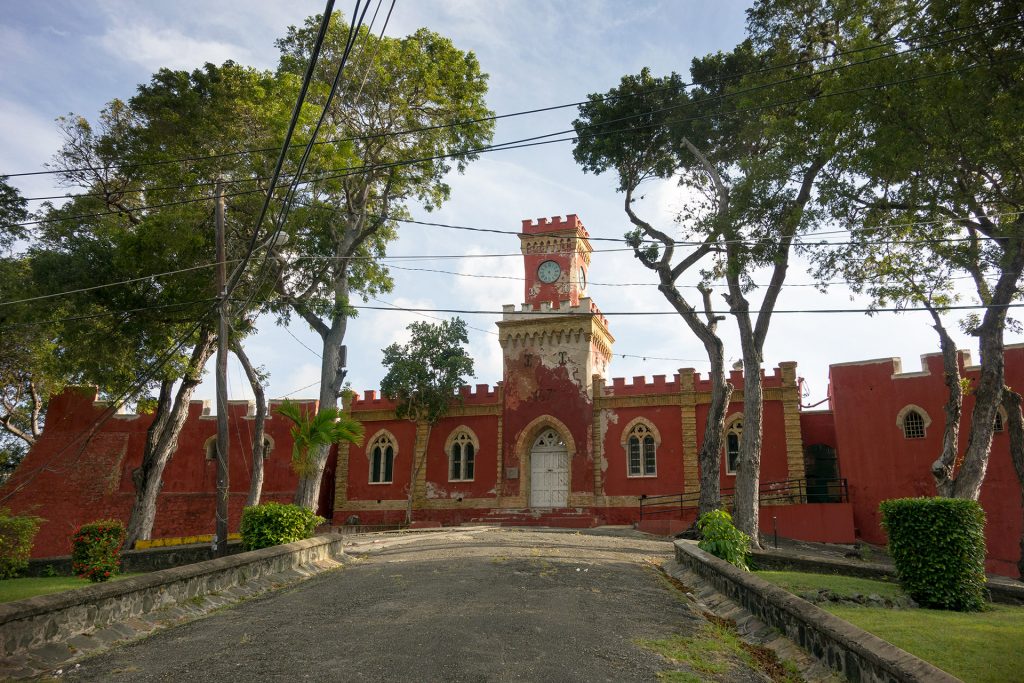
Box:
57;528;771;682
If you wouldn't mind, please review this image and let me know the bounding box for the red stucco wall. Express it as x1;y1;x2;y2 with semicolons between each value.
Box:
830;349;1024;575
1;387;311;558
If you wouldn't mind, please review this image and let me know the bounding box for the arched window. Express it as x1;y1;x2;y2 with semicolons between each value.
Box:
725;417;742;475
902;411;925;439
624;421;658;478
367;431;397;484
447;429;477;482
896;405;931;440
994;408;1006;433
204;436;217;461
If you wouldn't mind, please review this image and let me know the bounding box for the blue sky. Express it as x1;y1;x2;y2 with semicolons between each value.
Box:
0;0;1002;407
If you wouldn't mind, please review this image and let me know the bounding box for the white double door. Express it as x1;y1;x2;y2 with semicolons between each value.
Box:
530;429;568;508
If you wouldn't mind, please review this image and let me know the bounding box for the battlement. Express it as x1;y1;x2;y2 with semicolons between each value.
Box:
597;365;796;396
604;374;681;396
521;214;588;237
501;297;609;327
350;383;500;410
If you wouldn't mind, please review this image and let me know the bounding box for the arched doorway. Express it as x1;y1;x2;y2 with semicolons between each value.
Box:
530;428;568;508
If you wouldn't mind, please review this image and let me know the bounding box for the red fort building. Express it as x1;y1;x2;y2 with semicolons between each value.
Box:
5;214;1022;577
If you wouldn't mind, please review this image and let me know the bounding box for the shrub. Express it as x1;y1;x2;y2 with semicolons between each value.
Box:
71;519;125;582
880;497;987;611
0;507;44;579
240;502;325;551
697;509;751;571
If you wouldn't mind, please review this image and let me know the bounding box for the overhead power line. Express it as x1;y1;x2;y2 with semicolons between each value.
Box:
6;15;1015;184
11;49;1022;234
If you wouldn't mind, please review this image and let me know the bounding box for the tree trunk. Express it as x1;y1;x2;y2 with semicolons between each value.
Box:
405;421;431;525
699;337;731;516
1001;388;1024;580
233;340;268;508
124;329;216;548
294;311;348;510
929;314;963;497
732;340;764;547
952;315;1006;499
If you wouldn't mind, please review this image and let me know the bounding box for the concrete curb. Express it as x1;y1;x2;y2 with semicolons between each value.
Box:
0;534;349;662
675;540;961;683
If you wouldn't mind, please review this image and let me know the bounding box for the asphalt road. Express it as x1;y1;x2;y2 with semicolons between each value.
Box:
60;528;757;682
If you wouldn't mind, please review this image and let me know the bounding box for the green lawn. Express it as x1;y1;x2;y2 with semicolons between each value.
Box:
756;570;1024;683
0;574;136;604
828;605;1024;683
756;570;905;600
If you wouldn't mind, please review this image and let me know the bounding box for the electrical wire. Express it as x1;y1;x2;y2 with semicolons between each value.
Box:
7;15;1015;184
12;49;1022;236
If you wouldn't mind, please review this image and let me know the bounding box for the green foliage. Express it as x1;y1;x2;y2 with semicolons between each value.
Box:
275;400;364;475
0;507;43;579
380;318;475;425
697;509;751;571
880;497;987;611
71;519;125;582
239;502;325;550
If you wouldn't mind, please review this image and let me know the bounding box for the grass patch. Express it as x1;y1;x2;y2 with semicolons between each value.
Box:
639;619;803;683
827;604;1024;683
0;574;137;603
756;570;905;600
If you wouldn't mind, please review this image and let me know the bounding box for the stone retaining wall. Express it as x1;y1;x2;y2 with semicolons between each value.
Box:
752;548;1024;606
675;540;959;683
24;541;247;578
1;534;348;658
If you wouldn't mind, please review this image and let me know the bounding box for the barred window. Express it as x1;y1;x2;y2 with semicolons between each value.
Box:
902;411;925;439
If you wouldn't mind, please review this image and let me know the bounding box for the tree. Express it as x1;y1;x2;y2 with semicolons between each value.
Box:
0;178;58;480
268;13;493;509
34;61;289;547
379;318;474;524
574;2;874;539
573;70;732;518
276;398;364;484
813;0;1024;500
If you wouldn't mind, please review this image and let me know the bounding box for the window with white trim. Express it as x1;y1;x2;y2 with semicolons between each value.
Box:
204;436;217;461
725;420;742;475
368;432;396;484
626;423;657;477
902;410;925;439
448;430;476;481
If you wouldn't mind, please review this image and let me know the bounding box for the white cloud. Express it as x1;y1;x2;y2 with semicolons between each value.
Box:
96;22;254;72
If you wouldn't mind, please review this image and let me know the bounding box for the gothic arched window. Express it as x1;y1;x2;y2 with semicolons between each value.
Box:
447;429;478;482
367;431;397;484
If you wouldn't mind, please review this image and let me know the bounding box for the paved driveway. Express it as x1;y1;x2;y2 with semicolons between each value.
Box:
61;528;754;682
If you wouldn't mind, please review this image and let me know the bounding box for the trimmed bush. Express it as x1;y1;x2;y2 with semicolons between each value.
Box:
71;519;125;582
880;497;987;611
0;507;44;579
240;502;325;551
697;509;751;571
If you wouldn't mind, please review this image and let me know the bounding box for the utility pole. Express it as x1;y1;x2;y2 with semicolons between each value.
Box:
213;181;230;558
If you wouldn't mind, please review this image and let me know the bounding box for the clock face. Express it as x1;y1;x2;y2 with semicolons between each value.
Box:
537;260;561;283
579;266;586;289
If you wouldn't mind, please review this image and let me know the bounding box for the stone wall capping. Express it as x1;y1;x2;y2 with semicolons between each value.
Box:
675;540;960;682
0;534;348;658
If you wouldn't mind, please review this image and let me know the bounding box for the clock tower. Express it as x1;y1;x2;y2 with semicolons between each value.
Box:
495;214;615;508
520;214;591;307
